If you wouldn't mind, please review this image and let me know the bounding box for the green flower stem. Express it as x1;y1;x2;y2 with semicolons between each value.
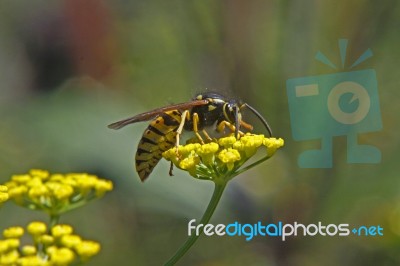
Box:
49;214;60;228
165;181;228;266
231;154;272;179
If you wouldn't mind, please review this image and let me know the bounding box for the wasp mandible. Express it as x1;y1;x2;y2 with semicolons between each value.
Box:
108;92;273;181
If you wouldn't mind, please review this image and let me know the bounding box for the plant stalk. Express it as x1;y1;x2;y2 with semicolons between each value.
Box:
164;181;227;265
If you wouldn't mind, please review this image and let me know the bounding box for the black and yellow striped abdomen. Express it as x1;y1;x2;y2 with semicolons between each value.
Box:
135;110;182;181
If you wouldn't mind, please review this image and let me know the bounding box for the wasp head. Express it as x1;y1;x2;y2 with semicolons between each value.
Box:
195;92;272;138
223;98;273;138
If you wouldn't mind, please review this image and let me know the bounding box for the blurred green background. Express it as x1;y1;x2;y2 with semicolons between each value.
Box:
1;0;399;265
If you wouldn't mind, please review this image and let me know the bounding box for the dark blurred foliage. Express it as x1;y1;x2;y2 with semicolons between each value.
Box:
1;0;400;265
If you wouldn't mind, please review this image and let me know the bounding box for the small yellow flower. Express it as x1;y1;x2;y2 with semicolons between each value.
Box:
29;169;49;180
49;174;64;182
46;246;57;255
0;249;19;265
11;175;31;184
263;137;285;156
75;174;97;193
179;155;200;170
61;235;82;248
40;235;54;245
28;185;50;199
4;238;20;249
0;185;8;193
218;148;241;171
218;136;237;148
75;241;101;258
179;143;201;157
21;245;37;256
7;186;28;198
179;155;200;177
197;142;219;154
3;227;24;239
27;222;47;236
26;178;43;188
94;180;113;197
196;142;219;165
63;178;77;187
239;134;264;157
45;182;61;193
49;247;75;265
53;184;74;200
51;225;73;238
17;255;45;266
0;185;9;203
0;240;9;253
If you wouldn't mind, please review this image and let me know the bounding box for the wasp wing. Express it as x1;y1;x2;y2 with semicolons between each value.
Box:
108;99;209;130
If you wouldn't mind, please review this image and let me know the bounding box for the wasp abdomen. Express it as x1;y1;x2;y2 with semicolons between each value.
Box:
135;110;181;181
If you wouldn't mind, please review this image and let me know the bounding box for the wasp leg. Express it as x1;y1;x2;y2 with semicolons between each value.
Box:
175;110;190;155
169;161;174;176
217;120;235;132
202;129;213;142
240;120;253;131
217;120;246;137
192;113;205;144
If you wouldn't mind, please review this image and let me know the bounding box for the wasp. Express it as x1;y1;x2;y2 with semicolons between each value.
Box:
108;92;273;181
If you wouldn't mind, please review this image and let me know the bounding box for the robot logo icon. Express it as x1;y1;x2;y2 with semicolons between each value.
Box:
286;39;382;168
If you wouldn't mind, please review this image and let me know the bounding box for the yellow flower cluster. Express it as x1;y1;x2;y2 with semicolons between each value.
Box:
3;169;113;215
0;221;100;265
163;134;284;181
0;185;8;204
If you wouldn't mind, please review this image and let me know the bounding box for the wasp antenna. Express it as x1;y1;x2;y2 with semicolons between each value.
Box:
244;103;273;137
